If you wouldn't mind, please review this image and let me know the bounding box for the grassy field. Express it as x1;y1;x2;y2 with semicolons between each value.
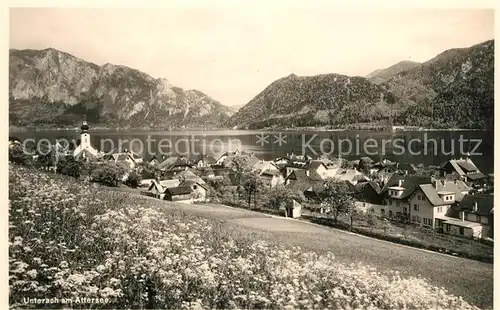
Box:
161;202;493;309
9;166;492;309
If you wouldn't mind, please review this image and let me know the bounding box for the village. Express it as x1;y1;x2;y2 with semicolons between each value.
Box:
9;120;495;244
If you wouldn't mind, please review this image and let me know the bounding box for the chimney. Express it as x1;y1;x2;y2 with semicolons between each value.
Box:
473;201;478;212
398;179;403;187
306;170;310;177
460;211;465;221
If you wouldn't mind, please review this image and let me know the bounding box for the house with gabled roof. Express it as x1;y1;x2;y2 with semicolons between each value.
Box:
164;180;208;203
448;195;494;239
380;174;432;219
333;169;368;185
440;157;487;184
260;169;285;189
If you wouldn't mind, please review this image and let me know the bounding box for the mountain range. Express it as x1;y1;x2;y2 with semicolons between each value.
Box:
9;39;494;130
227;39;494;130
9;48;235;129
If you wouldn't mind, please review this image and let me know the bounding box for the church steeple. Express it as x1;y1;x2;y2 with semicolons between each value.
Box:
81;117;89;133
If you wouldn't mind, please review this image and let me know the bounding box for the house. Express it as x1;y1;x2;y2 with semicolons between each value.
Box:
440;157;487;184
353;181;384;213
191;154;217;168
380;174;432;219
167;157;193;172
409;183;458;229
284;169;322;186
253;160;279;174
147;180;166;199
371;160;399;183
178;180;208;203
454;195;494;238
283;199;302;218
164;181;208;203
173;169;205;184
396;163;420;175
332;169;368;185
158;156;180;171
260;170;285;189
440;216;483;239
215;150;241;166
149;156;161;167
164;187;193;203
146;179;181;199
304;161;328;179
105;152;137;169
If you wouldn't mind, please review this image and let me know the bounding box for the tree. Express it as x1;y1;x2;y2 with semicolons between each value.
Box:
242;173;264;209
125;171;142;188
90;162;127;187
268;185;303;209
228;155;254;185
57;156;83;179
137;163;157;179
316;179;356;224
358;157;374;175
9;144;33;166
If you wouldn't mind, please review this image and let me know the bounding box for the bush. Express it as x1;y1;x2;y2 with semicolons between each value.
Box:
125;171;142;188
9;165;480;309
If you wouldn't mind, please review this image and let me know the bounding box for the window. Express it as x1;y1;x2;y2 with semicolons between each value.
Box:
445;224;450;232
423;218;427;225
414;204;419;211
437;206;442;213
417;216;421;223
381;209;385;215
403;207;407;213
412;216;416;222
459;227;464;235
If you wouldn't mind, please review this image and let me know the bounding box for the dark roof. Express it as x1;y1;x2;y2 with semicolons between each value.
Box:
459;195;493;216
158;156;179;170
166;187;192;196
457;161;478;172
467;172;487;180
115;154;130;161
178;180;208;190
305;161;327;170
286;181;313;193
261;170;280;176
381;174;432;199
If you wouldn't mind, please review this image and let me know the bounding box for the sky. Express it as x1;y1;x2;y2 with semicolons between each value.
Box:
9;7;494;108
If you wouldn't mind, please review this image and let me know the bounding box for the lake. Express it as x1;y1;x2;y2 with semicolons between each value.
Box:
10;129;494;174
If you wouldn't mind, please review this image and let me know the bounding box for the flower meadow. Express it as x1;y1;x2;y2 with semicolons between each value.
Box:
9;165;478;309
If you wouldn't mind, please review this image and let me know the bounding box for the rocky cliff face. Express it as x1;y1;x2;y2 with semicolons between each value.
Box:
227;40;494;130
9;48;234;129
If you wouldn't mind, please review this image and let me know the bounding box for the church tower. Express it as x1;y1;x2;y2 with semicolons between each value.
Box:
73;119;98;159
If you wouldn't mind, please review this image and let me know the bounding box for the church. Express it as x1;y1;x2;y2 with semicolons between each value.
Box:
73;120;99;160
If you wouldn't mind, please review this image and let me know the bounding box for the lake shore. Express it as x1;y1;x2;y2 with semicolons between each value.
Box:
9;125;491;133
